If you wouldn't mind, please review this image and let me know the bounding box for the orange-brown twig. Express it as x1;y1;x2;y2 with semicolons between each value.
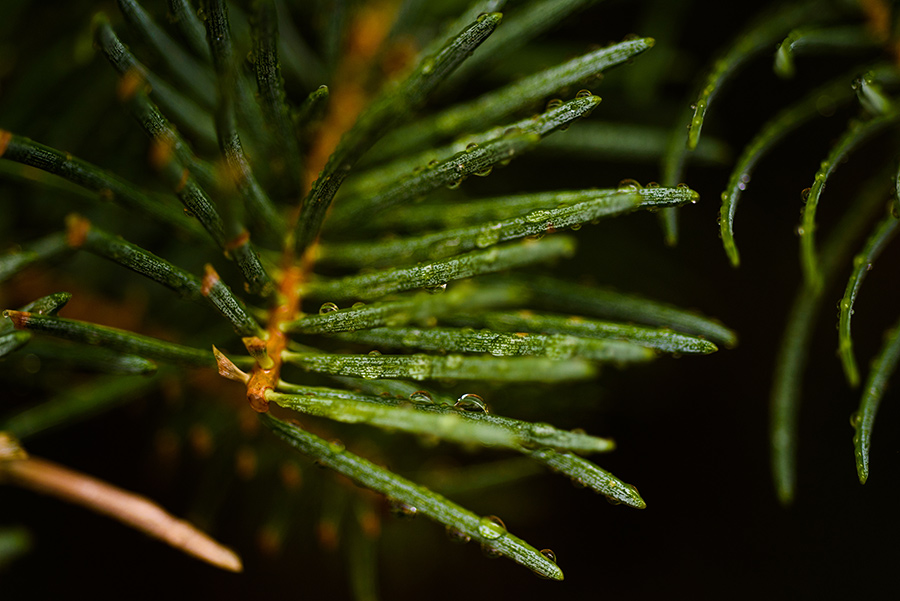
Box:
242;2;407;412
0;433;242;572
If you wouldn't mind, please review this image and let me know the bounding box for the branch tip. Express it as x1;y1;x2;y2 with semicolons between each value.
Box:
213;345;250;384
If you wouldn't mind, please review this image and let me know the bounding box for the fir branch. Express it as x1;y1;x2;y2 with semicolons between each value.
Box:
261;413;564;580
293;12;502;255
200;0;285;240
330;325;656;362
283;281;522;335
92;26;276;295
166;0;212;61
799;111;900;291
353;185;696;233
527;448;646;508
770;172;889;505
838;211;899;387
281;350;596;382
851;315;900;484
0;331;30;358
0;132;207;240
2;311;218;368
294;84;330;133
321;183;692;267
116;0;217;108
250;0;304;195
535;121;731;165
271;0;328;90
268;385;615;453
662;0;843;244
304;236;576;302
718;68;872;266
446;0;601;86
449;311;718;355
679;0;838;155
498;274;738;348
0;233;70;281
67;215;262;336
335;94;600;214
91;13;218;149
774;24;879;79
374;36;653;157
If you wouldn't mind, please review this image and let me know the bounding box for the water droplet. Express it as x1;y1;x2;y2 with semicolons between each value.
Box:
446;526;471;544
676;183;689;190
328;439;345;453
850;411;861;429
617;179;641;192
478;515;506;539
446;178;463;190
570;223;582;231
800;187;811;202
183;208;195;217
575;89;592;99
319;302;339;314
352;301;366;309
465;142;478;152
503;127;520;137
545;98;563;111
425;283;447;294
475;225;502;248
409;390;433;404
427;159;439;167
795;225;806;236
540;548;557;563
646;181;660;188
474;166;493;177
525;209;551;223
368;349;382;356
455;393;488;413
421;58;435;74
389;500;417;518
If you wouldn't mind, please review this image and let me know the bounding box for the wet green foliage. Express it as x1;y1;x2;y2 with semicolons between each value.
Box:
5;0;899;597
669;0;900;501
0;0;737;588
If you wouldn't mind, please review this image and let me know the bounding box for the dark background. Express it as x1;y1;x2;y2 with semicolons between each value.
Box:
1;0;899;598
